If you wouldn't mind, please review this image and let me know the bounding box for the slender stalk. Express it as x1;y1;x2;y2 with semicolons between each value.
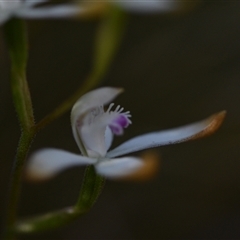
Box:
12;166;104;234
4;6;126;237
5;131;35;239
36;7;126;131
3;19;35;239
35;71;102;132
75;166;105;210
4;19;34;131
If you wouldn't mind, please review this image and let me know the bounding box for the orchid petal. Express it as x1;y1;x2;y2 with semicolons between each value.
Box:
0;14;10;24
71;87;123;156
107;111;226;158
24;0;49;7
116;0;179;13
95;157;144;179
105;126;113;151
26;148;96;181
81;114;114;157
124;150;160;181
16;5;82;18
0;0;21;10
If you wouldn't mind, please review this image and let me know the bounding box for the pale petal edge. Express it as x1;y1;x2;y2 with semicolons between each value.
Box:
0;13;10;25
95;156;144;179
116;1;179;13
107;111;226;158
24;0;49;7
71;87;123;125
103;150;160;181
71;87;123;153
16;5;83;19
25;148;96;181
181;110;226;140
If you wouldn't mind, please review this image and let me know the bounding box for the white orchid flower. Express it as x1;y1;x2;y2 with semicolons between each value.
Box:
26;87;225;181
0;0;82;25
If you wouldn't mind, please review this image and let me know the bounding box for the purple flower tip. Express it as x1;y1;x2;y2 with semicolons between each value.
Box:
114;115;130;128
109;114;131;135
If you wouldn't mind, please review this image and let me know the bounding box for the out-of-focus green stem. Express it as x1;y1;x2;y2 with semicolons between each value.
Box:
13;166;104;234
36;6;126;132
14;207;85;234
35;71;104;132
76;166;105;210
3;19;35;239
5;6;126;237
4;19;34;131
5;131;35;239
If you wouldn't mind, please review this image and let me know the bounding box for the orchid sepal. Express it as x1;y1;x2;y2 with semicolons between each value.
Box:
0;0;83;25
25;149;97;181
106;111;226;158
71;87;123;157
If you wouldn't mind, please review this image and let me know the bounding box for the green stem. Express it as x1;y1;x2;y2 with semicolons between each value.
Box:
5;131;35;239
3;19;35;239
36;7;126;131
12;166;105;234
4;18;34;131
5;6;126;237
14;207;85;234
76;166;105;210
35;71;103;132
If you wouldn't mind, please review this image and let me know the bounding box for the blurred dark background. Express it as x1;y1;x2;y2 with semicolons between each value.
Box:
1;1;240;239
